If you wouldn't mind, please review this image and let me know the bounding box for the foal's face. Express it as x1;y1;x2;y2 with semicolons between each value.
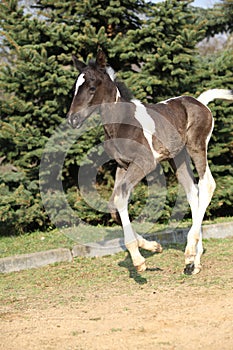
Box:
67;53;117;129
67;69;99;128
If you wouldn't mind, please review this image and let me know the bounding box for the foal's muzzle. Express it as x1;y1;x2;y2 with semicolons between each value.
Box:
67;112;84;129
67;105;97;128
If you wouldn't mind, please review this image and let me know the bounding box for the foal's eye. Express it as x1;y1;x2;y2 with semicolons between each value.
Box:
90;86;96;93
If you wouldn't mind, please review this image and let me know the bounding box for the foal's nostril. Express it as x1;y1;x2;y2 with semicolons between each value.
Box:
67;112;75;127
66;112;82;129
67;112;72;124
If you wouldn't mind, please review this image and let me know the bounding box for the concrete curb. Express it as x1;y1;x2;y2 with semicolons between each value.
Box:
72;238;125;258
0;222;232;273
0;248;72;273
202;221;233;239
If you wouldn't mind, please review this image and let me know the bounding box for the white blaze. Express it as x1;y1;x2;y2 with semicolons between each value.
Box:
75;73;85;95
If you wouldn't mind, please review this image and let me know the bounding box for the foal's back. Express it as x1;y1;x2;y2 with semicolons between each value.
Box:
144;96;213;159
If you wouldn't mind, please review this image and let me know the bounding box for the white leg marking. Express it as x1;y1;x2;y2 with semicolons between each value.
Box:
120;208;146;270
114;193;146;270
114;194;135;245
206;117;214;146
197;164;216;227
75;73;85;95
137;235;163;253
185;121;215;273
193;228;204;274
187;183;199;221
131;99;161;162
185;165;215;271
186;183;201;268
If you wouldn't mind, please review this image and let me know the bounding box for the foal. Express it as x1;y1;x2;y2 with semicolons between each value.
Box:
67;50;233;275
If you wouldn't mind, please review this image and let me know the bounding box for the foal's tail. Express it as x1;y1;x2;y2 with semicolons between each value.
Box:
197;89;233;105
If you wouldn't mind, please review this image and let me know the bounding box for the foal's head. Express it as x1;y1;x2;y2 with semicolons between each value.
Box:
67;50;119;128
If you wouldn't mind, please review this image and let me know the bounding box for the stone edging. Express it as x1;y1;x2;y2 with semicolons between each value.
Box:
0;222;232;273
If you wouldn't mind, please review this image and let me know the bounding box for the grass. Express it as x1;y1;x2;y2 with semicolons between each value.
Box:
0;229;74;258
0;217;232;258
0;236;232;312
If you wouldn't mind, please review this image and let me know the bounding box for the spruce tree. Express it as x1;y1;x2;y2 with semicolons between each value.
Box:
0;0;232;235
0;0;146;233
194;2;233;219
0;0;77;233
195;2;233;217
204;0;233;36
111;0;206;101
33;0;146;68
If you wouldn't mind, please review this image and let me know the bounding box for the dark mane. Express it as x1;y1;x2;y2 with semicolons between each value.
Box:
115;80;134;102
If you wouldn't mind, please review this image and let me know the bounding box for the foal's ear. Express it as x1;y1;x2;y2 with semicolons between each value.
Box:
96;50;107;68
72;55;87;72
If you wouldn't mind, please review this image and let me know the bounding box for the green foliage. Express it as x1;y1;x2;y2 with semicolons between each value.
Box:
0;0;232;235
204;0;233;36
194;48;233;216
110;0;206;100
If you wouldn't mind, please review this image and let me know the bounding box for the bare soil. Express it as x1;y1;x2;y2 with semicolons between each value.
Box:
1;239;233;350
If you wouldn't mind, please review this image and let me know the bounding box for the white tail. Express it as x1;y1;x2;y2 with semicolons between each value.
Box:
197;89;233;105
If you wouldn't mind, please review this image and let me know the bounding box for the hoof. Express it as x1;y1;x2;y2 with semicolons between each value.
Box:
138;239;163;253
185;255;195;266
184;263;195;275
192;267;201;275
184;264;201;275
135;262;147;273
148;242;163;253
156;243;163;253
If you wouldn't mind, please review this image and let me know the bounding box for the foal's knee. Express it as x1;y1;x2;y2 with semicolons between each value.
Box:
113;193;127;212
113;183;130;212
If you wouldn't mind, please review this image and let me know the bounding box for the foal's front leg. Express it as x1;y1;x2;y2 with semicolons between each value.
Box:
113;187;146;272
136;234;163;253
112;164;162;272
110;166;162;256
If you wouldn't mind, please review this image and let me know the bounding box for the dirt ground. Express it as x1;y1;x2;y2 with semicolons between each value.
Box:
1;240;233;350
1;287;233;350
0;288;233;350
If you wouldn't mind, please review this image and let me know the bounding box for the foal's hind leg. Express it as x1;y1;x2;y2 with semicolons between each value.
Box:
112;163;162;272
171;151;203;274
184;146;216;274
109;166;126;224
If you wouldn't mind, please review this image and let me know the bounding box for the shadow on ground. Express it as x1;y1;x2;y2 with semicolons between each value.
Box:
117;247;173;285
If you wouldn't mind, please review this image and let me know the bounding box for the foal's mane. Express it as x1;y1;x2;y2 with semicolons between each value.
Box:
115;80;134;102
